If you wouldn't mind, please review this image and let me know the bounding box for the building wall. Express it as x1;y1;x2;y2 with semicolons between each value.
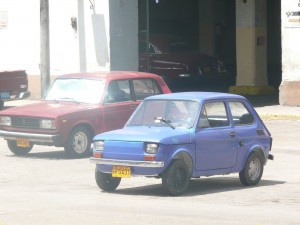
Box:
0;0;112;99
109;0;138;71
235;0;268;87
280;0;300;105
1;0;299;105
0;0;40;75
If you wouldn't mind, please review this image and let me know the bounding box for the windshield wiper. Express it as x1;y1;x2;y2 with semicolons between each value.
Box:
154;117;175;129
58;97;79;104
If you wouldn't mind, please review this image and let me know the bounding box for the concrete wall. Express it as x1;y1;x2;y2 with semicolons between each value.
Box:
0;0;40;75
2;0;299;105
280;0;300;106
109;0;138;71
0;0;112;99
0;0;139;99
235;0;267;86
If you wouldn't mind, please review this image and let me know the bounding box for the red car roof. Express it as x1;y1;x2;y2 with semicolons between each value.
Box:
57;71;161;81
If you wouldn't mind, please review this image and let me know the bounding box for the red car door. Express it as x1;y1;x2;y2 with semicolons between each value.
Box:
102;80;139;132
102;101;139;132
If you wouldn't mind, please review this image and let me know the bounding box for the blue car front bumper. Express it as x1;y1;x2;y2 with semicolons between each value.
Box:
90;157;164;168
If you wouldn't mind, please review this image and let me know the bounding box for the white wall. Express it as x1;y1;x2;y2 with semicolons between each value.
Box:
0;0;111;76
0;0;40;74
281;0;300;82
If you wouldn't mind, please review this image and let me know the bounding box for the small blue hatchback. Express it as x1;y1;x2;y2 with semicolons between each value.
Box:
90;92;273;195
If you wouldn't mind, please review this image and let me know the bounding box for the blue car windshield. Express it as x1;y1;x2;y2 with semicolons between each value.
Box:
127;100;199;129
44;78;105;104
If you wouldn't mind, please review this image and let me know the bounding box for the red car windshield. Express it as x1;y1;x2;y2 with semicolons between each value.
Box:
44;78;105;104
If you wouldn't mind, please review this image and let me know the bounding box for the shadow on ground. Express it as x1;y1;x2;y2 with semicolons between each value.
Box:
111;177;285;197
6;150;91;160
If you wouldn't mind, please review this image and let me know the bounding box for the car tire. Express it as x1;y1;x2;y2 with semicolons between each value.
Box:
7;140;33;155
162;159;190;196
239;152;264;186
64;126;91;158
95;169;121;192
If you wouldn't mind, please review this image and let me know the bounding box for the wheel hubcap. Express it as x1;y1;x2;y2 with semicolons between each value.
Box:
248;158;261;180
73;132;88;153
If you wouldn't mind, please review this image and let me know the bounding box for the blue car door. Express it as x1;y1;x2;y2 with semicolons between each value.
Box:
195;101;238;171
227;101;258;168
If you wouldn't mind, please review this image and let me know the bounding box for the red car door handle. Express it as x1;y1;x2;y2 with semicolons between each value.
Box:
130;105;137;110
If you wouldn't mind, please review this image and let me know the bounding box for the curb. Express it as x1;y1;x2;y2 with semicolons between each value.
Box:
259;114;300;121
229;85;275;95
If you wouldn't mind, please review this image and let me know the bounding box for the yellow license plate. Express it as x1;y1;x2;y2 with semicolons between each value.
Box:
16;138;30;147
112;166;131;178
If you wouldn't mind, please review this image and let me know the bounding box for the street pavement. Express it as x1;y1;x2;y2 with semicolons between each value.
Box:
0;120;299;225
1;97;300;225
246;94;300;121
255;104;300;121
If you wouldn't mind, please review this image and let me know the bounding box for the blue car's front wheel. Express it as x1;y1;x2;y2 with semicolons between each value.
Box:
162;159;190;196
95;169;121;192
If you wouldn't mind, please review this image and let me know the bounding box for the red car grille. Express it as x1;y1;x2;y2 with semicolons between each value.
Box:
11;117;40;129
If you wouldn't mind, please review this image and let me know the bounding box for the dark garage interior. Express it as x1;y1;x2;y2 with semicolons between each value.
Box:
138;0;282;96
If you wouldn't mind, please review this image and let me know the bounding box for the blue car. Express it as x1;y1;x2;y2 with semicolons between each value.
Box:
90;92;273;196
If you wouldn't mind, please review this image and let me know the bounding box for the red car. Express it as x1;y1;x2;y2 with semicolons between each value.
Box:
0;70;30;110
139;34;231;90
0;71;171;158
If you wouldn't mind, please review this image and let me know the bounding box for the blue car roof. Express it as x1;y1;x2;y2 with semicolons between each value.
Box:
145;92;246;102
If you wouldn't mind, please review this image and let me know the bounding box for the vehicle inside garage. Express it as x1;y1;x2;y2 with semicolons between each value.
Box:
138;0;281;95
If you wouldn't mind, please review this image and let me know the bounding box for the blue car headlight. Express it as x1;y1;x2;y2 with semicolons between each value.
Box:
145;143;158;154
94;140;104;151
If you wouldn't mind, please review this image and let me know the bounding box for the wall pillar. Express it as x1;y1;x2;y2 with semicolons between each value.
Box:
109;0;138;71
230;0;274;95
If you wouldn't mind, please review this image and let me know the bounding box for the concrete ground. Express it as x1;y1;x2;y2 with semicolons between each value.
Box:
0;96;300;225
0;120;300;225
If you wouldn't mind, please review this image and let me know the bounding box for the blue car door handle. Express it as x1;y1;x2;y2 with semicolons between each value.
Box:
229;131;236;137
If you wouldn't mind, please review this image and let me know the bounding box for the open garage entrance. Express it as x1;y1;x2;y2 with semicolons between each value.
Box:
138;0;282;97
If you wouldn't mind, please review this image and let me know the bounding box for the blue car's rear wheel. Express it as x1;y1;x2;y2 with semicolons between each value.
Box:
239;152;264;186
162;159;190;196
95;169;121;192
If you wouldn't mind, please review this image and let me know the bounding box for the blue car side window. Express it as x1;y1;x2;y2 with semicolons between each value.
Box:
198;101;229;128
198;107;210;128
229;101;255;126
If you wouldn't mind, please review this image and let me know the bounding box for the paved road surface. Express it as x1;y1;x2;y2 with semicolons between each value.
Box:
0;120;300;225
